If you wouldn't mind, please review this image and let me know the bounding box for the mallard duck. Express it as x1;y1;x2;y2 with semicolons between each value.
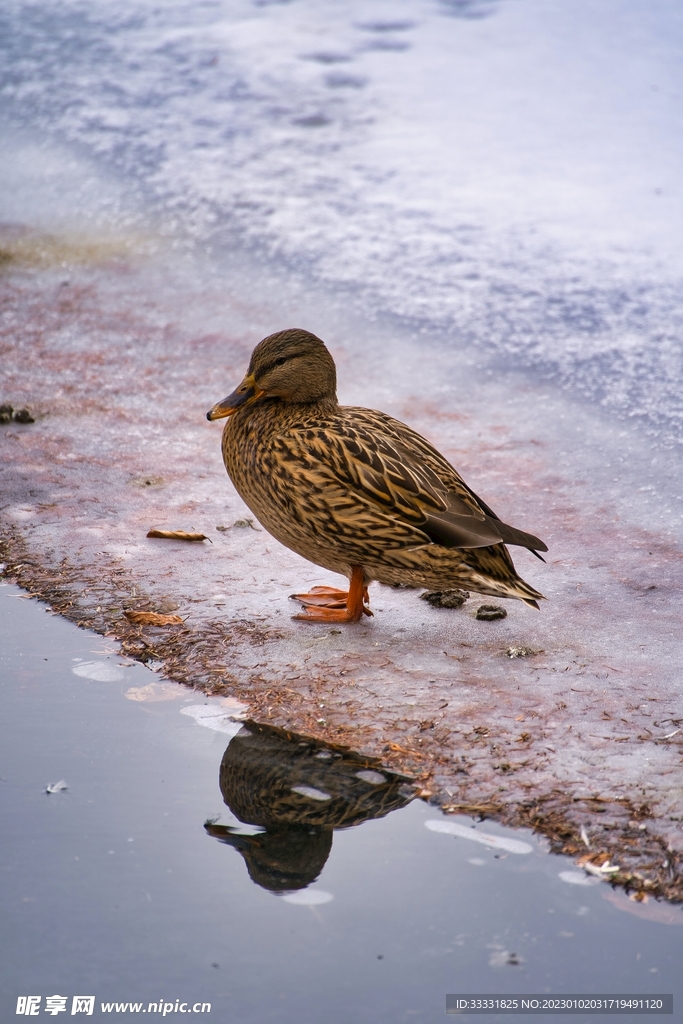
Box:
207;328;547;622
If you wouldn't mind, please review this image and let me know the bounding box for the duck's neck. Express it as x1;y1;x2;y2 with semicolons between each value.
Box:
301;395;339;416
263;395;340;417
229;395;340;435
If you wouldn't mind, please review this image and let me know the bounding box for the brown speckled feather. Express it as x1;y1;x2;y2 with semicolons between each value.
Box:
212;328;546;608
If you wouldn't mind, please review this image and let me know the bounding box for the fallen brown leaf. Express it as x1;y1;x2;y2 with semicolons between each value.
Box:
146;529;210;542
577;851;611;867
124;610;183;626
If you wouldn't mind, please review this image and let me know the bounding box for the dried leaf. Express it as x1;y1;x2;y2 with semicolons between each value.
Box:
577;851;611;867
124;610;183;626
147;529;210;542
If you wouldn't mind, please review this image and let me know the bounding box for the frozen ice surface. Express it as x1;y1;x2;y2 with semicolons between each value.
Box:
282;890;334;905
1;0;682;441
72;660;125;682
425;819;534;854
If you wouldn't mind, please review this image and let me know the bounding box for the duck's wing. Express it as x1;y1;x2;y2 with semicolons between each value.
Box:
380;413;548;556
289;409;547;554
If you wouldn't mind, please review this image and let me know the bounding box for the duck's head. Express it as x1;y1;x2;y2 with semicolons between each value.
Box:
207;328;337;420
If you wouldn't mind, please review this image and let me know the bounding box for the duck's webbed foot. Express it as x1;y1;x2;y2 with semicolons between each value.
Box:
290;566;372;623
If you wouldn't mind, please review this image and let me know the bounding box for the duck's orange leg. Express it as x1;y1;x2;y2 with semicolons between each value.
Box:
291;566;372;622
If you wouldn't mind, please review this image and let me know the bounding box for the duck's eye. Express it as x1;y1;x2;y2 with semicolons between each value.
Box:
274;357;288;367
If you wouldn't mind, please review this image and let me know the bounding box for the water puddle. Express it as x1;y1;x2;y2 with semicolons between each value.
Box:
1;582;681;1022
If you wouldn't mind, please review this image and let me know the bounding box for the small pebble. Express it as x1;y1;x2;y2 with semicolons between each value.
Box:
476;604;507;621
14;408;35;424
420;589;469;609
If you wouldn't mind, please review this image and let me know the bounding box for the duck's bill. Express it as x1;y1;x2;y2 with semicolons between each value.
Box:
206;374;265;420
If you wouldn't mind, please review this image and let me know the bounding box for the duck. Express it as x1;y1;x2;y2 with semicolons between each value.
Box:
207;328;547;623
205;720;414;892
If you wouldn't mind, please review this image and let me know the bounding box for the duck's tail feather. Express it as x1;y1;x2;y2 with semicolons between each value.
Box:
486;517;548;557
465;565;545;609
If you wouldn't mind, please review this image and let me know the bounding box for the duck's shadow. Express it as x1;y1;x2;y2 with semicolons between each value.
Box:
205;720;417;892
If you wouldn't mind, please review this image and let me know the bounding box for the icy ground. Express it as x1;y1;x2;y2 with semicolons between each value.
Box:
1;0;682;891
1;0;683;443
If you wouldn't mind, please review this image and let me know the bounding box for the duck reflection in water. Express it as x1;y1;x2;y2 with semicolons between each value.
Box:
205;721;416;893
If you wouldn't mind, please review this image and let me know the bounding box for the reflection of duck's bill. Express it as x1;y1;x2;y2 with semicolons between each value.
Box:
206;374;265;420
204;822;264;851
205;821;332;893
